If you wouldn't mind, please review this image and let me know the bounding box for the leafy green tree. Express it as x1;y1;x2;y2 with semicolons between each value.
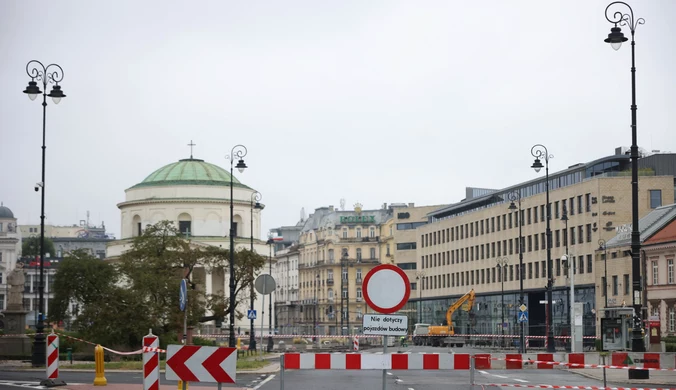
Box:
50;220;267;348
22;236;55;257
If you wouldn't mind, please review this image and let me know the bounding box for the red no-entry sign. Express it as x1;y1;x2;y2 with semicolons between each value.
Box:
362;264;411;314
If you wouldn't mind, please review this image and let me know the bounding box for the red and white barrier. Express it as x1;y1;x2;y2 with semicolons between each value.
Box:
143;330;160;390
353;337;359;352
284;353;471;370
46;333;59;380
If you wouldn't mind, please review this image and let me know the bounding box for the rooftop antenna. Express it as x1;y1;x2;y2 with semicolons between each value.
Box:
300;207;306;222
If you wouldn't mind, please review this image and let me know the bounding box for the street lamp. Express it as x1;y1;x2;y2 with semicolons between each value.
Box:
507;191;525;353
530;144;555;352
226;145;247;347
598;239;609;309
496;257;509;348
248;191;263;351
415;270;426;325
23;60;66;368
266;237;274;352
314;273;320;342
340;250;349;336
561;203;572;352
603;2;647;366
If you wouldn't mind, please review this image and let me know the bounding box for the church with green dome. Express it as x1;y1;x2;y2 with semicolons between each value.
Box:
106;155;272;337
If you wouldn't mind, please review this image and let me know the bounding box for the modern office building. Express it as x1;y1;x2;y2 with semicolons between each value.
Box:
414;149;675;346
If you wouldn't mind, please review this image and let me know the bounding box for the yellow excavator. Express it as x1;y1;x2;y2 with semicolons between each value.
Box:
418;289;475;347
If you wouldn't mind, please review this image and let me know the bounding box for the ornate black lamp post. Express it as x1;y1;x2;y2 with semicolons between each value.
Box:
599;239;609;309
226;145;247;347
507;191;525;353
530;144;555;353
603;4;647;374
248;191;262;350
23;60;66;367
496;257;509;348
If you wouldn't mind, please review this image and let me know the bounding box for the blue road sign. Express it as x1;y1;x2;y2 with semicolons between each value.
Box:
247;309;257;320
518;311;528;323
179;279;188;312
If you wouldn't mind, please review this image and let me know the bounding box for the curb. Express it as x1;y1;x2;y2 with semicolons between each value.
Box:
3;364;279;375
570;369;676;387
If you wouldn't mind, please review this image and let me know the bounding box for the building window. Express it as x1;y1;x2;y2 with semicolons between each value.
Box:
342;287;348;298
343;228;348;238
587;254;593;273
669;307;675;333
601;276;607;297
356;228;362;238
356;248;362;261
668;259;674;284
612;275;618;296
624;274;630;295
342;268;348;280
369;227;375;238
356;287;362;298
649;190;662;209
370;248;376;259
396;242;417;250
652;261;659;285
329;249;334;262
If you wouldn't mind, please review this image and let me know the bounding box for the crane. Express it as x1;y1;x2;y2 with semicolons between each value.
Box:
425;289;476;347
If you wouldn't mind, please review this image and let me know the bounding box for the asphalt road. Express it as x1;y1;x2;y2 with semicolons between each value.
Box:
0;370;269;389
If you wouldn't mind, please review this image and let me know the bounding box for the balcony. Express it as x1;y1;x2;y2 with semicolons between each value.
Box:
326;279;334;286
356;297;363;302
355;278;362;285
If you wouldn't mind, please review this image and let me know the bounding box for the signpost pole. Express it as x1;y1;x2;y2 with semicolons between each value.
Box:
382;335;388;390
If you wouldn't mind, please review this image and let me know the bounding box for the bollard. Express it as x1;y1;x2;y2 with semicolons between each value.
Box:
279;354;285;390
67;347;73;364
93;345;107;386
46;333;59;380
469;354;475;389
143;329;159;390
177;380;189;389
602;354;607;389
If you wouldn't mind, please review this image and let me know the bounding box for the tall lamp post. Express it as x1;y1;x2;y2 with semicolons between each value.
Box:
507;191;525;353
561;204;572;352
599;239;609;309
415;270;426;325
340;250;348;336
226;145;247;347
314;273;320;342
23;60;66;367
249;191;263;351
602;3;647;371
530;144;555;353
266;238;274;352
496;257;509;348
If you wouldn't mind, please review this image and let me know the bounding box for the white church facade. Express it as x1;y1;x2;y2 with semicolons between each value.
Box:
106;156;274;338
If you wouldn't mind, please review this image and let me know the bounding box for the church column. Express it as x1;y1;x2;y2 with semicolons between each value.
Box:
205;268;213;296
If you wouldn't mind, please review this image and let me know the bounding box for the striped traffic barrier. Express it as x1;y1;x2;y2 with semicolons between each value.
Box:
284;353;470;370
143;330;160;390
46;332;59;380
353;336;359;352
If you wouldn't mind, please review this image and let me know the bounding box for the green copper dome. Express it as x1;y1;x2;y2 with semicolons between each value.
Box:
131;158;247;189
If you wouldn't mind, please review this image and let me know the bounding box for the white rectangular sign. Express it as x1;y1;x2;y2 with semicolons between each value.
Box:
362;314;408;336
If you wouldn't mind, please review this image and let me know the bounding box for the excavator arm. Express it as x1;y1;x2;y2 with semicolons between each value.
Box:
445;289;475;329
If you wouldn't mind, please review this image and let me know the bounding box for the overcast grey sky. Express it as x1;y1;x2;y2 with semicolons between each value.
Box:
1;0;675;239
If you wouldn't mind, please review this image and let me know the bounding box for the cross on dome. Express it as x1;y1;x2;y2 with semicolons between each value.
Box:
187;140;196;159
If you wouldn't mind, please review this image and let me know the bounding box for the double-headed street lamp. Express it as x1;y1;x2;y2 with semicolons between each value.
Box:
496;257;509;348
530;144;555;353
507;191;525;353
598;239;609;309
603;2;647;365
23;60;66;368
249;191;263;351
226;145;247;347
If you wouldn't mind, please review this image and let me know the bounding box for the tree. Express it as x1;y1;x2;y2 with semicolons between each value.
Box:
22;236;55;257
50;220;267;348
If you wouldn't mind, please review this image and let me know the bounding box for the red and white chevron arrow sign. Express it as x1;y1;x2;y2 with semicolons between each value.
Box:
165;345;237;383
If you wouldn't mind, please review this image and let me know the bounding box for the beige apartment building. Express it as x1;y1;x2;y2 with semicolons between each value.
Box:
296;203;391;335
414;151;675;345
